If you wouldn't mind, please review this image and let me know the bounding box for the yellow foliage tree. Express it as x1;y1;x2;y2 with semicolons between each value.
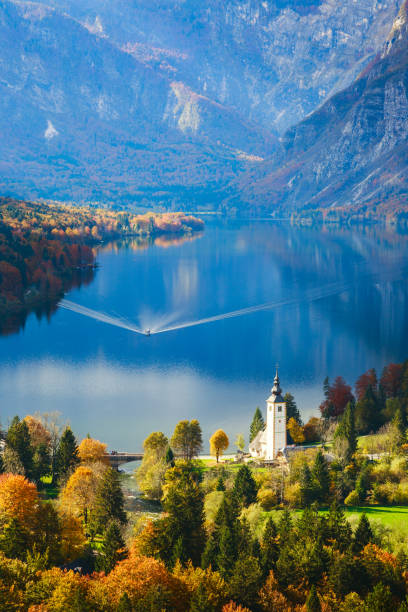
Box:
61;466;99;525
59;512;86;563
209;430;229;463
287;417;305;444
78;438;107;463
0;474;39;529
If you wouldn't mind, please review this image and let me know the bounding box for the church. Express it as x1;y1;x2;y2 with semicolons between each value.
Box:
249;370;287;461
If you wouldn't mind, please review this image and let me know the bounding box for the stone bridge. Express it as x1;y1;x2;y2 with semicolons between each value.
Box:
105;452;143;469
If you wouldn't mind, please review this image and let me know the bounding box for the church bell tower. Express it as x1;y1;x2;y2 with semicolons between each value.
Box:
265;368;287;460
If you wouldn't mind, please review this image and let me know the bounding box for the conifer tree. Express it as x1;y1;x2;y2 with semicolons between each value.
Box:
353;513;373;553
333;401;357;466
216;476;226;491
229;555;263;611
97;521;126;574
190;582;217;612
278;508;293;540
284;392;302;425
325;502;352;552
6;417;34;479
217;524;237;579
393;405;407;449
93;467;127;533
165;446;175;466
306;585;321;612
355;386;380;434
0;517;29;560
249;407;264;442
312;450;330;504
56;426;79;480
162;469;205;566
364;583;393;612
261;517;279;577
232;465;257;507
300;463;314;507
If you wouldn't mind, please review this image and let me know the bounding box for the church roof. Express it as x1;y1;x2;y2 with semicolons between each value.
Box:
268;368;284;403
249;429;266;452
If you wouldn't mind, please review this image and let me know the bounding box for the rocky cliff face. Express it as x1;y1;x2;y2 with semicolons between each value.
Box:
0;0;273;202
31;0;401;133
233;0;408;212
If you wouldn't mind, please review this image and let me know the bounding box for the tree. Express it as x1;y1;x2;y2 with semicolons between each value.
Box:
137;431;170;500
249;407;264;442
6;416;34;479
0;474;39;530
232;465;257;507
0;517;29;560
320;377;354;420
234;434;245;452
97;521;127;574
364;583;393;612
355;386;381;434
117;592;132;612
93;467;127;533
78;437;107;463
56;427;79;481
24;415;51;447
306;585;321;612
229;556;262;611
170;420;203;461
210;430;229;463
303;417;321;443
61;465;99;526
299;463;314;507
353;514;373;553
284;392;302;425
380;363;403;398
287;417;305;444
261;518;279;577
333;401;357;466
312;450;330;504
33;442;51;483
355;369;378;401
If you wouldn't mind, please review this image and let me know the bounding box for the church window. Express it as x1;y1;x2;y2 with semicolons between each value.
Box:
278;406;282;413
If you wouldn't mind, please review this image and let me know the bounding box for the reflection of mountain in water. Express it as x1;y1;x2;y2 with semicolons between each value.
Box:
0;266;96;337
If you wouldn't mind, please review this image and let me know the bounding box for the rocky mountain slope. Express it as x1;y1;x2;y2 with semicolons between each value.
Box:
0;0;273;203
31;0;401;133
233;0;408;213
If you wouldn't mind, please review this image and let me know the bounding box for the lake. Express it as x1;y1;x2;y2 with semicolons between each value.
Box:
1;219;408;452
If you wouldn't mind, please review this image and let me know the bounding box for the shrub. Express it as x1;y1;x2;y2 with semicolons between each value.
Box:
257;488;278;511
285;482;301;508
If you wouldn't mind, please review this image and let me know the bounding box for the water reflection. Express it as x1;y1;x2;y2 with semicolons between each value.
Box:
1;220;408;449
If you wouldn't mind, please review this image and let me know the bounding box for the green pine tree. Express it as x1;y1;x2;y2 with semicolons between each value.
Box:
306;585;321;612
232;465;257;507
278;508;293;540
312;450;330;505
0;517;29;560
355;386;380;435
6;417;34;479
300;463;315;507
353;513;373;553
97;521;127;574
261;517;279;577
56;426;79;481
93;467;127;533
284;392;302;425
325;502;352;552
334;401;357;466
190;582;217;612
229;555;262;611
216;476;226;491
249;407;265;442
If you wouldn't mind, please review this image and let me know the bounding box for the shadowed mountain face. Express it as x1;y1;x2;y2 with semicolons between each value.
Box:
28;0;401;133
0;0;275;203
233;0;408;213
0;0;404;205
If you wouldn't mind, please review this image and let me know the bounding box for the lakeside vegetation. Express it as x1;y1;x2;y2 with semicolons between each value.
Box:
2;358;408;609
291;200;408;227
0;197;204;334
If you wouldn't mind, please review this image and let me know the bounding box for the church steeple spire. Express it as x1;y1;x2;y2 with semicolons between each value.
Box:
270;365;284;402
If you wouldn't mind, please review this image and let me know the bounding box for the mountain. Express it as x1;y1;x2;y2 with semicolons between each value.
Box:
0;0;274;204
0;0;403;204
30;0;400;134
233;0;408;213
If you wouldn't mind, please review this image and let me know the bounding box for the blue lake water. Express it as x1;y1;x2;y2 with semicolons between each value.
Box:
1;219;408;451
